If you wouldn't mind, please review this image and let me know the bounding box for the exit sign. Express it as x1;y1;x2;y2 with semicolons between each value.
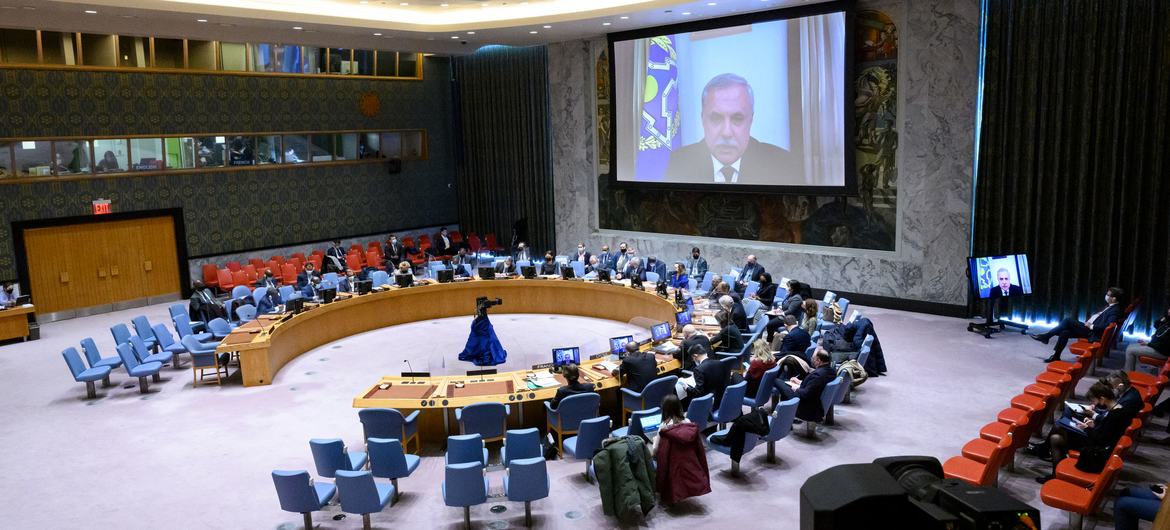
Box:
92;198;112;215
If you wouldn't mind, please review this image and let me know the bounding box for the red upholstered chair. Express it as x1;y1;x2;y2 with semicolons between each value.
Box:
201;264;219;289
1023;382;1063;400
418;234;432;246
1055;436;1132;487
308;256;323;270
349;243;364;254
346;253;363;271
217;268;236;292
484;233;502;252
367;241;381;252
943;434;1013;487
282;263;297;286
311;249;324;258
290;252;306;262
1066;323;1119;375
366;250;385;270
232;269;248;289
287;257;302;271
450;231;463;243
266;260;280;275
249;258;265;270
1040;455;1123;530
243;265;259;284
402;236;416;249
468;235;482;252
226;261;241;272
269;255;285;265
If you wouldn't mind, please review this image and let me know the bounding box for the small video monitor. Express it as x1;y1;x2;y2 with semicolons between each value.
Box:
675;310;692;326
356;280;373;295
597;269;612;282
685;297;695;313
609;335;634;355
286;297;305;314
478;266;496;280
651;322;671;342
395;274;413;288
631;275;644;289
552;346;581;367
521;265;537;279
968;254;1033;300
560;265;576;280
437;269;455;283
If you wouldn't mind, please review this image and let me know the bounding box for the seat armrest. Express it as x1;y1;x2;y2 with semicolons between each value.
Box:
404;410;420;424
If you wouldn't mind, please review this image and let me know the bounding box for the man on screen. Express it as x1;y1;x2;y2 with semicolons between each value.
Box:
664;73;792;185
988;268;1024;298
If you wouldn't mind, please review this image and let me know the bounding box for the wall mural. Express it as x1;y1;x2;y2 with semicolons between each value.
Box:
597;10;899;251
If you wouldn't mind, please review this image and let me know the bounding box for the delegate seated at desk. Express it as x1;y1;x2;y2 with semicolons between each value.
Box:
297;263;320;290
256;287;282;314
539;252;558;275
680;346;728;409
495;258;516;275
611;342;657;393
679;325;711;371
550;364;594;408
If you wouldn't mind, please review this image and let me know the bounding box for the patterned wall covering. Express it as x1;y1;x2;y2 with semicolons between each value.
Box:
597;10;899;251
0;59;457;280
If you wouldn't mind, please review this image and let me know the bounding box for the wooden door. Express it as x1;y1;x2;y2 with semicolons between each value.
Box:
137;216;180;297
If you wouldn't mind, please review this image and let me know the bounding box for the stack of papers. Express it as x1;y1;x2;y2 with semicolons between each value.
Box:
531;375;560;388
596;361;619;372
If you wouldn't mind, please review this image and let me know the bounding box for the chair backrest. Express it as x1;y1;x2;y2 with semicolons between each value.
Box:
823;291;837;303
309;438;351;478
252;288;267;306
443;461;487;507
766;397;800;441
685;393;715;432
115;342;141;370
201;263;219;286
505;457;550;502
625;407;660;438
713;380;748;420
699;271;715;291
571;417;611;459
468;235;482;251
217;268;234;288
62;347;89;379
459;402;508;439
169;303;186;320
208;317;232;336
128;335;150;362
226;261;241;271
571;261;586;277
80;337;103;367
548;392;600;432
182;335;215;359
744;281;760;298
367;438;410;479
751;365;781;406
323;272;339;284
334;470;380;514
271;470;321;513
281;263;297;284
721;273;737;287
857;335;875;366
279;285;295;302
232;269;248;287
236;304;257;322
834;371;852;405
639;375;679;409
819;376;845;415
151;324;177;349
743;298;762;318
131;315;155;341
346;254;363;271
231;285;251;299
645;271;660;283
250;258;266;269
359;408;409;440
366;250;381;267
446;434;485;465
371;270;390;286
502;428;542;467
837;297;850;318
110;323;132;346
172;314;196;338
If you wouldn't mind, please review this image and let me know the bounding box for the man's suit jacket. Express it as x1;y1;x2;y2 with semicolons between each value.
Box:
383;242;408;266
736;263;765;286
324;246;347;272
685;257;708;279
679;335;711;370
664;138;797;185
730;300;749;332
435;235;454;255
791;365;836;422
779;326;811;355
988;284;1024;298
614;252;632;272
495;262;515;275
1088;304;1123;342
715;325;744;353
255;276;279;289
597;252;616;270
572;251;592;263
256;294;281;314
619;352;659;393
296;271;318;290
646;260;668;281
514;249;532;262
621;263;646;282
689;357;730;407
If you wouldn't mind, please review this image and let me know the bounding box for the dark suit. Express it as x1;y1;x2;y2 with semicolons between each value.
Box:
383;242;409;267
619;352;659;393
255;276;279;289
324;246;347;273
680;334;711;370
494;262;515;275
778;365;836;422
687;357;730;408
754;283;778;307
514;249;532;262
1039;303;1123;358
572;251;592;263
779;326;811;355
988;284;1024;298
596;252;616;270
256;294;281;314
189;288;225;321
715;325;744;354
645;260;668;281
730;300;749;332
551;381;595;408
296;271;318;290
621;263;646;282
685;257;708;279
434;234;454;256
735;263;765;292
664;138;798;186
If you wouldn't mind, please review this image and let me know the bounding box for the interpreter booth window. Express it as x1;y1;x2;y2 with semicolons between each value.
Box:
273;44;303;73
129;138;165;171
13;141;54;176
220;42;248;71
165;138;196;169
196;136;226;167
401;131;424;159
227;136;256;166
153;38;184;68
0;29;39;64
398;53;418;77
41;31;78;65
304;47;323;74
283;135;310;164
327;48;348;74
93;139;129;173
358;132;381;159
354;49;374;76
310;135;334;162
0;143;13;177
188;40;216;70
256;135;282;164
80;34;117;67
334;133;359;160
53;140;91;175
118;36;148;68
379;132;402;159
375;50;397;77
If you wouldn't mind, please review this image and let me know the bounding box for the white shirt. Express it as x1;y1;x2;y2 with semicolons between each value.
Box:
711;156;742;184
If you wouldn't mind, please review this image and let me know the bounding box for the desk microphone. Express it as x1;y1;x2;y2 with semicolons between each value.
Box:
402;359;417;384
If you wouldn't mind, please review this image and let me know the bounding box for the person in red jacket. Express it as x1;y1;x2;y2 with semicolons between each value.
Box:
744;339;778;397
653;394;711;504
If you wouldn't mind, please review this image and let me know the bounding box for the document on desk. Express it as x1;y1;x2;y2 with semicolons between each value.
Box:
531;375;560;388
701;316;719;326
596;361;619;372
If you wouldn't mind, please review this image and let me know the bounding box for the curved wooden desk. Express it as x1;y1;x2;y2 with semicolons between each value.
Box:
217;278;682;387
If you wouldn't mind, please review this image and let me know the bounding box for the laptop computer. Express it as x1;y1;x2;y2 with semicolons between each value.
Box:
395;274;413;288
650;322;679;355
639;412;663;436
609;335;634;356
478;266;496;280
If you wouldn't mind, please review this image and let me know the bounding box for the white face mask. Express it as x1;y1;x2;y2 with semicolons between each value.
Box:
1105;295;1111;304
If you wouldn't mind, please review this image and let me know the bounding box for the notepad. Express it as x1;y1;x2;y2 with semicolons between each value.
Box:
531;375;560;388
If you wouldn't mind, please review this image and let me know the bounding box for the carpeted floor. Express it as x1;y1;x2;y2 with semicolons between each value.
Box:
1;302;1166;529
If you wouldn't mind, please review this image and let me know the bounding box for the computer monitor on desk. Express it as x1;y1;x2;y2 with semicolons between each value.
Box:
437;269;455;283
320;288;337;304
560;265;576;280
609;335;634;356
596;269;611;282
395;274;413;288
478;267;496;280
650;322;671;343
675;310;691;327
552;346;580;368
356;280;373;295
521;265;536;279
286;297;305;314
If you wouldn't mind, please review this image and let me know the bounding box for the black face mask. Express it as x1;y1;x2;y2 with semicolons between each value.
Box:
692;253;700;259
620;248;627;254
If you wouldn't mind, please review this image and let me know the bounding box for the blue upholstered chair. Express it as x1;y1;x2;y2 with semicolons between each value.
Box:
722;273;737;288
707;427;761;476
173;313;213;342
620;375;677;425
545;392;599;457
688;278;698;292
571;261;585;277
130;316;160;352
335;470;394;530
685;393;715;432
645;271;660;283
370;270;390;287
711;380;748;429
612;407;660;439
837;297;851;319
182;335;226;386
358;408;420;454
803;376;846;437
278;285;296;302
235;304;257;322
442;461;489;530
80;337;122;380
857;334;875;371
763;397;799;463
367;438;419;503
823;291;838;304
231;285;252;300
110;323;135;348
744;281;760;298
322;272;340;285
504;457;550;527
445;434;488;466
271;470;336;530
169;303;204;332
500;428;541;468
309;438;368;478
63;347;112;399
223;299;236;324
207;317;235;339
455;402;510;445
515;260;531;270
251;288;267;306
115;342;162;394
563;416;610;481
150;324;187;356
828;371;852;424
743;364;780;410
695;271;715;295
129;335;175;370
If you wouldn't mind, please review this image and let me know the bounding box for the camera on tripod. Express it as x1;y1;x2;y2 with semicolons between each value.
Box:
475;296;503;318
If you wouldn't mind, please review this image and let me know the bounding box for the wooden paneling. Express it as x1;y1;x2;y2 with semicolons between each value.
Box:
22;216;179;313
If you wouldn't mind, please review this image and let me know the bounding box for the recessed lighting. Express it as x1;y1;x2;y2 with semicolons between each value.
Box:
543;25;551;29
451;36;459;39
440;3;449;6
292;26;303;30
466;31;476;34
620;16;629;19
84;9;97;14
602;22;611;26
120;14;135;18
196;19;207;22
21;6;36;10
373;32;382;36
529;30;538;34
400;2;409;5
707;2;717;5
360;0;368;4
682;12;692;15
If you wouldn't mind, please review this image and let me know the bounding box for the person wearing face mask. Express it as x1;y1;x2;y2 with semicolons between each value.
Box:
1124;302;1169;371
338;270;359;293
256;287;282;314
296;262;320;291
255;268;279;289
572;242;591;264
596;244;616;270
684;247;708;279
645;256;667;281
514;242;531;262
1035;381;1136;484
734;254;765;293
383;234;409;268
539;251;558;275
614;242;632;272
1030;287;1126;362
324;239;347;274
